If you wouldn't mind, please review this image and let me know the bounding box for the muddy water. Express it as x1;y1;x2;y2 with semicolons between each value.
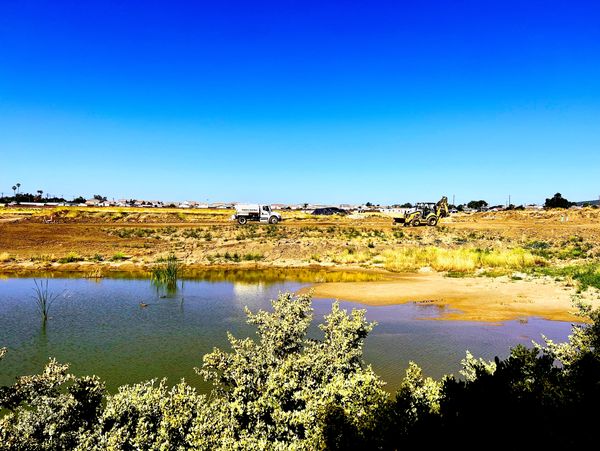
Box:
0;274;573;393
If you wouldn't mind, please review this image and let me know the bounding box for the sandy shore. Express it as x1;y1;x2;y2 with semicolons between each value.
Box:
302;272;598;322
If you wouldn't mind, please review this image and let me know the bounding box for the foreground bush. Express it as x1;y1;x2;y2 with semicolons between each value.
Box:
0;356;104;450
1;294;599;449
1;293;388;450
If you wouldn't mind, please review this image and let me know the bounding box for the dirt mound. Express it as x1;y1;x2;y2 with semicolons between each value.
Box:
452;208;600;223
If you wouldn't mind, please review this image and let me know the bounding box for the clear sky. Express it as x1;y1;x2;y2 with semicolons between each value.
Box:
1;1;599;205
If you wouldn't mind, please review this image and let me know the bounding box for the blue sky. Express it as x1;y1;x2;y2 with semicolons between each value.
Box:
1;1;599;205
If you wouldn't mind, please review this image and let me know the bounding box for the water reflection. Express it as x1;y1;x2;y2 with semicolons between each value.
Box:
185;268;385;284
2;267;386;285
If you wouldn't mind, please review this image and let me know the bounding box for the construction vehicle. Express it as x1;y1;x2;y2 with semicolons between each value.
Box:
393;196;449;227
232;204;282;225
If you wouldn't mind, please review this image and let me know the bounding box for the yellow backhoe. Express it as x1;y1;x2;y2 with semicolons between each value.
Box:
393;196;449;227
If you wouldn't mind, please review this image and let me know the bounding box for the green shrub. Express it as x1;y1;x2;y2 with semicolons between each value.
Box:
92;253;104;262
242;253;264;261
58;252;83;263
110;252;128;261
0;358;105;450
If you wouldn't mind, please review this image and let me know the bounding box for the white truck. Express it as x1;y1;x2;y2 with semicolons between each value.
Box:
232;204;282;225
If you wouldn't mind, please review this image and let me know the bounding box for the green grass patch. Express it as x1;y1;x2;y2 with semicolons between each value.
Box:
445;271;473;278
57;252;84;263
225;252;240;262
479;268;513;278
525;240;553;258
242;253;265;261
392;230;404;240
110;252;129;261
534;262;600;292
181;228;201;239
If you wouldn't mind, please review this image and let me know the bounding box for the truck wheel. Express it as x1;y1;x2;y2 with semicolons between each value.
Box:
237;216;247;225
269;216;279;224
427;217;438;226
411;218;421;227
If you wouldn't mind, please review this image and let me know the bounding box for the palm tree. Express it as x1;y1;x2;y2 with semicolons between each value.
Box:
12;185;16;197
16;183;20;194
37;190;43;200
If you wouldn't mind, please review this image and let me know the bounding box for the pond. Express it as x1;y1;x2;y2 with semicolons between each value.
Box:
0;273;574;393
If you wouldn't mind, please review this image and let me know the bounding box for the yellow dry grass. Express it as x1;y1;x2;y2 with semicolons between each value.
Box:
381;246;543;272
331;249;373;264
0;252;12;262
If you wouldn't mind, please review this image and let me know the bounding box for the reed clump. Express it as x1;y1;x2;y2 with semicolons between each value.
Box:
32;279;59;324
151;254;182;289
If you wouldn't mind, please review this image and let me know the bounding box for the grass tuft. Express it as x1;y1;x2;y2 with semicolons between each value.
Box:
110;252;129;261
58;252;83;263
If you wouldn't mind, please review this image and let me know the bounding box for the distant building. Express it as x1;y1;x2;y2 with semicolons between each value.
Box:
209;202;234;209
17;202;46;207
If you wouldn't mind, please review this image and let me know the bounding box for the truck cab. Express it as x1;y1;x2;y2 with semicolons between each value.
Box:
259;205;274;222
